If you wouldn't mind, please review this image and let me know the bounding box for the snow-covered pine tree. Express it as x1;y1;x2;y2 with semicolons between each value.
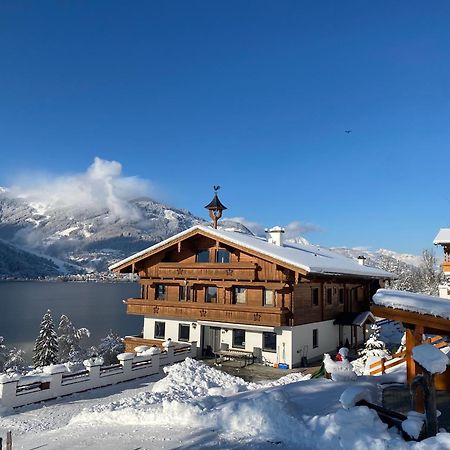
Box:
4;347;26;373
97;330;124;365
353;324;390;375
416;249;444;296
57;314;90;363
33;310;59;368
0;336;8;372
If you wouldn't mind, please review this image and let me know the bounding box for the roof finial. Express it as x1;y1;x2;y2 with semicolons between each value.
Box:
205;186;227;229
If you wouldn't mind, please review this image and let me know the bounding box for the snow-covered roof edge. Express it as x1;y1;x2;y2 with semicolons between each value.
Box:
372;288;450;321
433;228;450;245
109;224;393;278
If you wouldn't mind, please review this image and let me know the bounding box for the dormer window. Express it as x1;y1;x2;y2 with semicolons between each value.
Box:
216;249;230;263
196;249;209;263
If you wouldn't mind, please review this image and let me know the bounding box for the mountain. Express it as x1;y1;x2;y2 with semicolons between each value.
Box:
0;240;61;278
0;191;202;275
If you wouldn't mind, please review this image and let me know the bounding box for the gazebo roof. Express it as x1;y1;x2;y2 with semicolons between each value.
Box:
204;193;227;211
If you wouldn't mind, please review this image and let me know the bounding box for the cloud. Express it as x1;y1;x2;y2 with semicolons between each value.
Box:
8;157;152;220
226;217;321;239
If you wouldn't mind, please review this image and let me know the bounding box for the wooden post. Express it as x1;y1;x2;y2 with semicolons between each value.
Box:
6;431;11;450
380;357;386;375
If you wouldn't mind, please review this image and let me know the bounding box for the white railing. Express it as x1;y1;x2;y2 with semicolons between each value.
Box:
0;341;197;409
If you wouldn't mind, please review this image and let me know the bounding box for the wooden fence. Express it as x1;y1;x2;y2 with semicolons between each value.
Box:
369;335;448;376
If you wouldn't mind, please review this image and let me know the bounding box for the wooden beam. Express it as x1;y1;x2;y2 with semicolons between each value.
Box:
371;305;450;334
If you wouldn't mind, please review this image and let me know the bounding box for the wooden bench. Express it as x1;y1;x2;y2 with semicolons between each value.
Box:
214;350;255;367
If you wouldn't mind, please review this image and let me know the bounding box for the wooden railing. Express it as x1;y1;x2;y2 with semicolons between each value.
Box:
369;335;449;376
126;298;291;327
155;262;258;281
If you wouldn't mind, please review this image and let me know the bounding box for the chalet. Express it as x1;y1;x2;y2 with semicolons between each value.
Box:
433;229;450;298
110;191;394;368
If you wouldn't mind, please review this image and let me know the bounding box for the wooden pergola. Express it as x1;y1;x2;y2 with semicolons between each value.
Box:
371;304;450;391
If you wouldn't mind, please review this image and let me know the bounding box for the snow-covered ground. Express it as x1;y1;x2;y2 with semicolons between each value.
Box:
1;358;450;449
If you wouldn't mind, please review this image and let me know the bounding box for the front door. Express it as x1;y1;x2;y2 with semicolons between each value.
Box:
201;326;221;356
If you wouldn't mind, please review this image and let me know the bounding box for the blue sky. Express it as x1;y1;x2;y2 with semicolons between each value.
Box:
1;1;450;254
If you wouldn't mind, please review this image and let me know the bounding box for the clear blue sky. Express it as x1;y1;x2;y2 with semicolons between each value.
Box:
1;1;450;254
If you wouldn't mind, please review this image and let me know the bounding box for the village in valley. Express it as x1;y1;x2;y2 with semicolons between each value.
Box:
1;2;450;449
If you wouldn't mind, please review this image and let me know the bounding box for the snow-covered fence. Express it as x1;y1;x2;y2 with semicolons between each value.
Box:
0;342;197;409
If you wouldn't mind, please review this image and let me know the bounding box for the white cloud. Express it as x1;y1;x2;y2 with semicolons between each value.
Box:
8;157;152;220
226;217;321;239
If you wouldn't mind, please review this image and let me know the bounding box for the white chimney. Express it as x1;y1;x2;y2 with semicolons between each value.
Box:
265;226;285;246
357;255;366;266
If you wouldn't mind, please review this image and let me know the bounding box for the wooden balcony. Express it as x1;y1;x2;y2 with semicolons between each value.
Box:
126;298;291;327
154;262;258;281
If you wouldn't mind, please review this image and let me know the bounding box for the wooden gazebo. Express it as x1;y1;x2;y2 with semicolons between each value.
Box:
372;289;450;391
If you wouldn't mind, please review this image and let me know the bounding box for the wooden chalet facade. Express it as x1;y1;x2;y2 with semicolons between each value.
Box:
110;201;393;367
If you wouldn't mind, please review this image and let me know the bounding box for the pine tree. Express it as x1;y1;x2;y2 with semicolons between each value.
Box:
33;310;59;368
4;347;26;373
0;336;8;372
416;249;444;296
57;315;90;363
97;330;124;365
353;324;390;375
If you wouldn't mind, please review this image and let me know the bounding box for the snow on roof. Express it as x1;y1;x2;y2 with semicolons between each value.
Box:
109;225;394;279
412;344;449;374
433;228;450;245
372;289;450;320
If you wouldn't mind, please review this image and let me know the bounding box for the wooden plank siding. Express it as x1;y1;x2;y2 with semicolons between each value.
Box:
126;298;291;327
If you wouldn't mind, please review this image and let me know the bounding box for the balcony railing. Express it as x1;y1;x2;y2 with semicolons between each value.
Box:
152;262;258;281
126;298;291;327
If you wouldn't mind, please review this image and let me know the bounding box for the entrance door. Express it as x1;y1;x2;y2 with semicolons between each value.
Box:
201;326;221;356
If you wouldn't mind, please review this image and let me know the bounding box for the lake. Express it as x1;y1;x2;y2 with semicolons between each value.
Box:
0;281;141;361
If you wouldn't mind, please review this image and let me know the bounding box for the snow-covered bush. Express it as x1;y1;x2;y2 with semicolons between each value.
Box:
33;310;59;368
352;324;390;375
58;314;90;363
96;330;124;365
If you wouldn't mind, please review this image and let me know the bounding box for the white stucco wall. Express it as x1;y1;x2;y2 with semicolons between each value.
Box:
143;316;202;345
290;320;339;365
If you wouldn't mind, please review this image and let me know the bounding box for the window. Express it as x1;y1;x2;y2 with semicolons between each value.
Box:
338;288;345;305
232;287;246;304
196;250;209;263
263;332;277;352
205;286;218;303
178;324;190;342
313;329;318;348
155;284;166;300
216;249;230;263
350;288;357;303
154;321;165;339
311;288;319;306
233;329;245;348
263;289;274;307
326;288;332;305
179;285;191;302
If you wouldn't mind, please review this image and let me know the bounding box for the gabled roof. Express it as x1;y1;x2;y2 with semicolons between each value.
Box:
433;228;450;245
109;224;394;279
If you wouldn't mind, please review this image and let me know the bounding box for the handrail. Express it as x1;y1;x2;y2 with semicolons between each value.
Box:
369;335;449;376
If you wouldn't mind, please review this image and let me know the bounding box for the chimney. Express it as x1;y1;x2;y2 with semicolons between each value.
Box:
357;255;366;266
265;226;285;246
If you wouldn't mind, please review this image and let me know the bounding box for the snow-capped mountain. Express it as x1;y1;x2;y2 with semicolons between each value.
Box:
0;191;202;275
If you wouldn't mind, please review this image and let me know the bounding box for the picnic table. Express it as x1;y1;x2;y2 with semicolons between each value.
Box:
214;349;255;367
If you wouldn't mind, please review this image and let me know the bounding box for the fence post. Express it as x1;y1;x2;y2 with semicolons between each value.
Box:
0;376;19;408
166;346;175;364
190;341;198;358
6;431;11;450
117;353;135;376
380;357;386;375
84;357;104;385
